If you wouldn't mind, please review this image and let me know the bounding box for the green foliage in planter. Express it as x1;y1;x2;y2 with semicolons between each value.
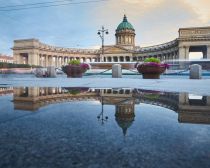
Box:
68;60;80;65
144;57;160;63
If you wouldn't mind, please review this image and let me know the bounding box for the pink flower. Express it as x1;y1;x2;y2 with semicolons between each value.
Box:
80;63;90;70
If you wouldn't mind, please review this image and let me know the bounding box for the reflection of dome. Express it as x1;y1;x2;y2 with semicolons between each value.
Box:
116;15;135;31
115;105;135;136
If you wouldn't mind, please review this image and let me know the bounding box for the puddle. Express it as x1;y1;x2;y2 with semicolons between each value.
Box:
0;87;210;168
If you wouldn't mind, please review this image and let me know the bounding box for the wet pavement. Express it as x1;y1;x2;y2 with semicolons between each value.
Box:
0;87;210;168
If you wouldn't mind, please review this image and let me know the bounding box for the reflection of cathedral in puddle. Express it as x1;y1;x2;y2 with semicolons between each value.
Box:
0;87;13;96
12;87;210;130
14;87;138;135
13;87;98;111
14;87;63;111
178;93;210;124
115;102;135;136
100;89;137;136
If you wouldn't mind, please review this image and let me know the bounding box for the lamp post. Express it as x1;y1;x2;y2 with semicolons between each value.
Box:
97;26;108;62
97;96;108;125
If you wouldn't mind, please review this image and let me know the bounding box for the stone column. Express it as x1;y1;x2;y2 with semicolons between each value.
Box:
55;56;58;67
28;87;39;97
49;56;53;66
179;47;185;60
28;52;39;66
63;57;65;64
179;93;188;105
58;57;60;66
123;36;125;44
35;53;39;66
42;55;45;67
207;45;210;59
185;46;189;60
41;55;44;67
179;46;189;60
39;55;41;66
45;55;47;67
60;57;62;66
61;57;64;66
13;52;19;64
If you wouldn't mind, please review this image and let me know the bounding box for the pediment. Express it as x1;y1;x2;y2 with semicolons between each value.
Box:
104;45;130;54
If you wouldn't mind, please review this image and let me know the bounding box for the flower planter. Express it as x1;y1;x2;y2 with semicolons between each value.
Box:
65;65;84;78
137;64;166;79
62;63;90;78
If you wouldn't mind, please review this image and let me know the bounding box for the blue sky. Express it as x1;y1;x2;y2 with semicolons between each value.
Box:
0;0;210;55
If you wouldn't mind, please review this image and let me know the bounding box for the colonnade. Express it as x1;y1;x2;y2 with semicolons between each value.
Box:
102;51;178;63
103;56;133;62
137;51;179;62
16;50;179;67
39;54;96;67
116;35;135;45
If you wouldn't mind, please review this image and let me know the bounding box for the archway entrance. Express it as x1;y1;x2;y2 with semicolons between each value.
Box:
20;53;28;64
189;46;207;60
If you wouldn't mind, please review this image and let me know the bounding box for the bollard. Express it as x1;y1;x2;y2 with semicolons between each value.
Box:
112;64;122;78
47;66;56;78
189;64;202;79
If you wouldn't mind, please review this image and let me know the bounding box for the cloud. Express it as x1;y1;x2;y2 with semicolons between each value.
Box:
89;0;202;46
185;0;210;24
0;0;210;55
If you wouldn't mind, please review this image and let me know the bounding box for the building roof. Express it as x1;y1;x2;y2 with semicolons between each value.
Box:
0;55;13;60
116;15;135;31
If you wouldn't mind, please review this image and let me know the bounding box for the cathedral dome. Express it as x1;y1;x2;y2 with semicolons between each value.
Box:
115;15;136;48
116;15;134;31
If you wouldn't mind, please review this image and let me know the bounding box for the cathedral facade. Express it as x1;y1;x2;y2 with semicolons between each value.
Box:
13;15;210;67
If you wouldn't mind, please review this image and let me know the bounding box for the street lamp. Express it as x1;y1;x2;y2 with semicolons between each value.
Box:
97;96;108;125
97;26;108;62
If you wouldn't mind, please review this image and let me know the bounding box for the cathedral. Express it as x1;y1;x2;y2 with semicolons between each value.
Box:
13;15;210;67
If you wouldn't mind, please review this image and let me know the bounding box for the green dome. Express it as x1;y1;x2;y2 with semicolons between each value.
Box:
116;15;134;31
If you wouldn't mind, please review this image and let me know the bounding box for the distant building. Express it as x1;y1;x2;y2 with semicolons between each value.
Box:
13;15;210;67
0;55;13;63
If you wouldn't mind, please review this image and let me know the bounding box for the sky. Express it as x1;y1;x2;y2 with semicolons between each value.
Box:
0;0;210;56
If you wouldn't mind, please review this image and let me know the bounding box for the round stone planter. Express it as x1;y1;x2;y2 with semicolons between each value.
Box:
64;65;85;78
137;64;166;79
